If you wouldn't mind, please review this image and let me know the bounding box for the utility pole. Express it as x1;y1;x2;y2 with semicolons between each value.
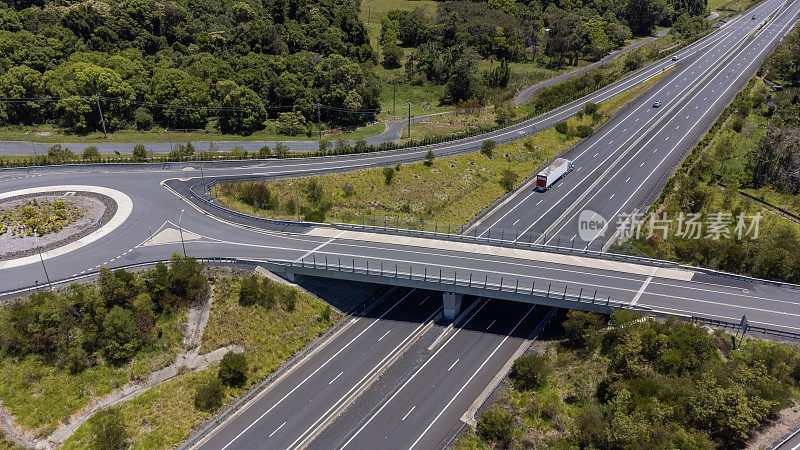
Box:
34;229;52;290
200;161;207;196
177;209;186;256
317;104;322;141
393;84;396;116
407;102;412;139
95;94;108;139
26;130;39;166
165;129;173;154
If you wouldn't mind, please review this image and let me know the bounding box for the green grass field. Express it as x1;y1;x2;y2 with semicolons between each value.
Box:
62;274;340;449
0;122;386;147
214;72;663;227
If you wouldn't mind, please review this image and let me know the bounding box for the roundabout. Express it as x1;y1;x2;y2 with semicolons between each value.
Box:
0;185;133;270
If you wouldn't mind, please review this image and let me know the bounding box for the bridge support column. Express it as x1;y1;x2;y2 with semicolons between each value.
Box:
443;292;463;320
283;271;298;283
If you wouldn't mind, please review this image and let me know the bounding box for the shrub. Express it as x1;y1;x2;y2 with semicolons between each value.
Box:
320;304;332;322
258;145;272;158
576;124;594;138
563;310;603;350
47;144;74;164
218;351;248;387
131;144;147;162
342;183;355;197
477;409;513;444
90;407;128;450
102;305;140;364
731;115;744;132
481;140;496;158
134;107;153;131
238;275;264;307
499;168;516;192
383;166;396;184
554;121;570;135
82;146;100;161
510;353;551;390
194;376;224;412
583;102;599;115
424;149;435;166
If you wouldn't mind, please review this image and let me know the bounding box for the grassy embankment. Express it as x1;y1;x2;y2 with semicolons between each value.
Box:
625;68;800;283
0;122;386;148
213;71;666;227
457;310;800;448
61;273;340;448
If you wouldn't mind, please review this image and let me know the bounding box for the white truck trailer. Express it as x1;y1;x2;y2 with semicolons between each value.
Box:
535;158;573;190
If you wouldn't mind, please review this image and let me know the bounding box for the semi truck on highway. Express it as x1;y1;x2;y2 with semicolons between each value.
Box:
536;158;573;190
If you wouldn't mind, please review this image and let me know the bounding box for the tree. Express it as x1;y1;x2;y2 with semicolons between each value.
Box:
382;42;403;69
102;306;140;364
442;49;483;104
219;86;266;135
218;351;248;387
194;376;224;412
563;310;603;350
132;144;147;162
82;146;100;162
0;65;44;124
134;107;153;131
624;0;669;36
151;68;211;130
276;111;306;136
91;407;128;450
46;144;74;164
481;140;496;157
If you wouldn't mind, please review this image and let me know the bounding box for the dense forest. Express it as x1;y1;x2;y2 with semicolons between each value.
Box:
0;0;711;134
382;0;709;103
466;310;800;448
0;0;380;134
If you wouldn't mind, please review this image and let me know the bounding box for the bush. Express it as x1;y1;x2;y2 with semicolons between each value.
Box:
194;376;225;412
218;351;248;387
91;407;128;450
131;144;147;162
342;183;355;197
47;144;74;164
499;168;516;192
383;166;396;184
563;310;603;350
82;146;100;162
576;124;594;138
510;353;551;390
424;149;435;166
477;409;513;444
320;304;332;322
481;140;496;158
583;102;599;115
134;107;153;131
554;121;570;135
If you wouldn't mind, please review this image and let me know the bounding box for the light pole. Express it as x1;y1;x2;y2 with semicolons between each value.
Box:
177;209;186;256
25;130;39;166
407;102;412;139
288;180;300;221
33;229;52;290
165;129;173;155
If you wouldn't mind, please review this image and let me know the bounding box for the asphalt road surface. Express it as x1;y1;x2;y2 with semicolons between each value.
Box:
1;1;799;448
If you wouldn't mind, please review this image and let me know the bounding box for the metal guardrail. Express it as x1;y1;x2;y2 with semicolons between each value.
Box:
689;315;800;340
270;256;651;313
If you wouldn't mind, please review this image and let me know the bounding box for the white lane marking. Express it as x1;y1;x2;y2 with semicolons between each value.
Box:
218;289;418;450
294;230;346;262
486;320;496;331
448;359;460;372
576;166;582;171
631;267;658;306
407;305;538;449
536;200;542;205
512;219;520;226
402;406;416;421
269;422;286;438
341;300;491;448
609;194;615;200
420;295;430;305
378;330;391;341
625;177;631;183
641;161;645;166
329;371;344;385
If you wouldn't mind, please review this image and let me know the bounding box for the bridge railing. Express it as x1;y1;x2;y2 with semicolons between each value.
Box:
275;256;651;313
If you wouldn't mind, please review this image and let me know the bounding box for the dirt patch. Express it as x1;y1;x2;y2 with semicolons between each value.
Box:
0;192;116;261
